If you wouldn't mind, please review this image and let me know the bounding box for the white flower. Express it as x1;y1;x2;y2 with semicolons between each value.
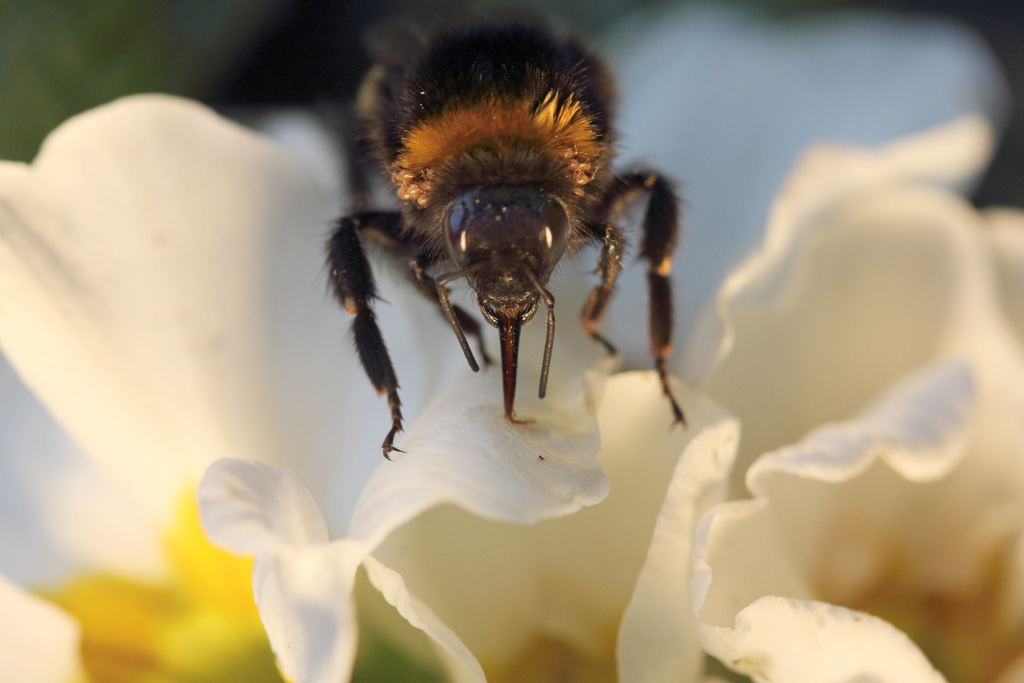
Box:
0;572;81;681
201;367;738;682
689;114;1024;680
0;6;1009;683
0;89;734;683
0;94;344;681
607;4;1007;369
986;208;1024;346
199;9;1010;683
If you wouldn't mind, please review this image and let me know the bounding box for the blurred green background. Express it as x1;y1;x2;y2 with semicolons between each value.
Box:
1;0;1021;205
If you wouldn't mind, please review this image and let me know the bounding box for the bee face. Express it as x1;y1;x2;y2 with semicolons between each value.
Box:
330;21;685;457
444;186;569;292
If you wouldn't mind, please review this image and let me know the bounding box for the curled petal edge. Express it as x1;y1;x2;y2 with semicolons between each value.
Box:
697;595;946;683
199;458;366;683
747;360;974;492
616;416;739;683
686;116;996;384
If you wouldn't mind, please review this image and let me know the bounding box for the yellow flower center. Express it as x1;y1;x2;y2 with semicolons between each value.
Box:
487;635;616;683
42;491;286;683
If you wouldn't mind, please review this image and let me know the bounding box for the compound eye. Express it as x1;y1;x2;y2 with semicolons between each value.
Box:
445;200;472;267
539;201;569;272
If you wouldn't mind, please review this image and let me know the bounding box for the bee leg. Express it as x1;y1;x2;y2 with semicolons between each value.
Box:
408;260;493;367
600;171;686;427
327;213;406;458
345;63;394;213
580;222;625;355
341;216;491;366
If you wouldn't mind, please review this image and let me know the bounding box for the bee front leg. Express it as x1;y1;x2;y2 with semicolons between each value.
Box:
327;214;405;458
580;222;625;354
408;259;493;367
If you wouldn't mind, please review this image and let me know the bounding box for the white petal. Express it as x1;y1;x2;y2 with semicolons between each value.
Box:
698;596;946;683
0;95;337;520
691;120;1023;490
250;545;360;683
0;573;83;682
362;555;486;683
0;353;163;587
693;361;979;679
696;361;976;615
199;458;364;683
606;6;1007;368
342;361;612;673
360;372;728;677
616;416;738;683
252;110;347;198
348;356;614;547
746;361;973;490
749;363;990;595
985;207;1024;348
199;459;329;553
690;115;995;386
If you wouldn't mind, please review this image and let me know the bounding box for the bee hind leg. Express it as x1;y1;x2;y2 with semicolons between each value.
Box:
591;171;686;427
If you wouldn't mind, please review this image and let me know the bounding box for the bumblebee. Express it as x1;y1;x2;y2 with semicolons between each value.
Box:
328;21;684;457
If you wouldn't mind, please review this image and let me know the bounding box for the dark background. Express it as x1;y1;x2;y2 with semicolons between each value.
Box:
2;0;1021;206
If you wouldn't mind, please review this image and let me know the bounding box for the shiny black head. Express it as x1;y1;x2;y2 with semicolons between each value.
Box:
442;185;567;418
444;185;568;307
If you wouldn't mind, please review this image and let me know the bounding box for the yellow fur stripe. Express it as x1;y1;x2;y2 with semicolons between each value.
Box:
397;92;600;175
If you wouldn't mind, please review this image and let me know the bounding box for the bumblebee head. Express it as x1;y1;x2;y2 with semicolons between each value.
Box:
444;185;568;304
440;185;568;419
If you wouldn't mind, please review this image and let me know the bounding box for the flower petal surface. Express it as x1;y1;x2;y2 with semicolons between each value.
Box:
0;353;162;588
693;118;1023;488
349;355;614;548
985;207;1024;348
699;595;946;683
357;370;728;681
694;362;975;681
199;457;364;683
607;7;1008;369
0;95;339;520
0;572;83;682
616;415;738;683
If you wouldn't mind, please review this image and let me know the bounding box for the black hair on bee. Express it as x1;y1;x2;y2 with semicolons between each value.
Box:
327;20;684;457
